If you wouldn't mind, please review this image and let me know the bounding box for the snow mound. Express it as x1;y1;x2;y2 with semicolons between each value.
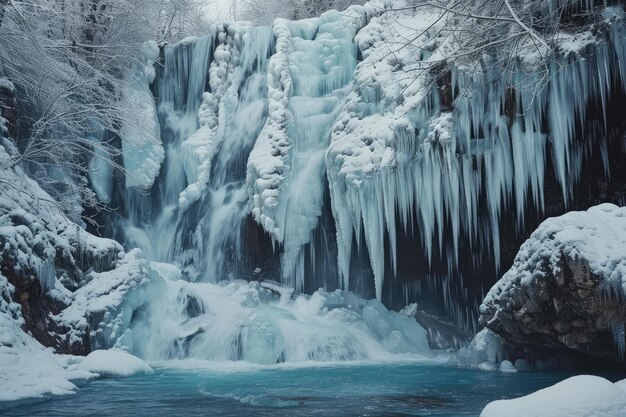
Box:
481;375;626;417
76;349;153;377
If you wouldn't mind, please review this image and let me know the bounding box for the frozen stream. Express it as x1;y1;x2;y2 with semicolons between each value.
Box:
4;363;625;416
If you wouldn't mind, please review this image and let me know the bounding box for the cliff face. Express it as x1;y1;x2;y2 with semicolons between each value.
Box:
480;204;626;364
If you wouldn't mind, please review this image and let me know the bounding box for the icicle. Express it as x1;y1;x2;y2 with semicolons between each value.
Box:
609;320;625;359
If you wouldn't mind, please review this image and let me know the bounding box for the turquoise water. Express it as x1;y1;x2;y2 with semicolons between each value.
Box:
3;362;624;416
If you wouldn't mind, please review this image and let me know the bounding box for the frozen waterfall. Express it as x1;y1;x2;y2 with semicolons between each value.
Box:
97;3;626;335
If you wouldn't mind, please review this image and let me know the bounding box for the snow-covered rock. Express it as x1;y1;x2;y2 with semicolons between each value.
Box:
480;204;626;362
76;349;152;377
0;274;95;402
480;375;626;417
0;142;125;353
56;249;169;351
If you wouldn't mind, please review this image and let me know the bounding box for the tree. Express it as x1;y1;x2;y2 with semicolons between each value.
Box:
0;0;211;221
378;0;609;102
239;0;364;24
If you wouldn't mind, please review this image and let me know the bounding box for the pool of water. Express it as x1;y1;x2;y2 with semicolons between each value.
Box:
3;362;625;416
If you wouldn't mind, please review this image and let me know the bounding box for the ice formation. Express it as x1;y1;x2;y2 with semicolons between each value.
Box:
247;8;366;290
98;1;626;326
448;328;507;371
326;2;626;302
120;41;164;190
119;278;432;364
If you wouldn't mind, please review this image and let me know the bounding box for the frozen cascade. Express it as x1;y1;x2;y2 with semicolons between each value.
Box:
106;2;626;337
181;25;275;281
276;10;363;291
122;277;432;364
121;34;214;262
326;6;626;304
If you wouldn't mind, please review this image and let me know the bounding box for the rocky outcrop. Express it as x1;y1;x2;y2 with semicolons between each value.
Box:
480;204;626;364
0;139;127;354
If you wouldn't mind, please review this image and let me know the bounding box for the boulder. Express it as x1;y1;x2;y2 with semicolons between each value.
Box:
480;204;626;364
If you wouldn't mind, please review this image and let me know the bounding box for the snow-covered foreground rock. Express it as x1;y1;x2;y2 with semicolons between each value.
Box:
77;349;152;377
481;375;626;417
0;274;93;401
0;268;152;401
480;204;626;362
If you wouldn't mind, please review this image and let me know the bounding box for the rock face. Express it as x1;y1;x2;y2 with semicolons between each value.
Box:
480;204;626;363
0;136;128;354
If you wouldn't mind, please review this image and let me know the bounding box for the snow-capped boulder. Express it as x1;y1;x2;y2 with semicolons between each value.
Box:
480;204;626;362
76;349;153;377
0;273;95;401
57;249;169;351
480;375;626;417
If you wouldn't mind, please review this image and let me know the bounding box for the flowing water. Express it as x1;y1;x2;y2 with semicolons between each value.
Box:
4;363;625;416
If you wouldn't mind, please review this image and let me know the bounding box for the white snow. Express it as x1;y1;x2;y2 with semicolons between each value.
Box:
76;349;153;377
481;375;626;417
57;249;168;350
482;203;626;314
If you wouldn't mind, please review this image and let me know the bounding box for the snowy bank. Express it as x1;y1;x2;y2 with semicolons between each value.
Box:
481;375;626;417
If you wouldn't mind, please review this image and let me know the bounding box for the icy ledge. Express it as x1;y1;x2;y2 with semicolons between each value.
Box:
481;375;626;417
